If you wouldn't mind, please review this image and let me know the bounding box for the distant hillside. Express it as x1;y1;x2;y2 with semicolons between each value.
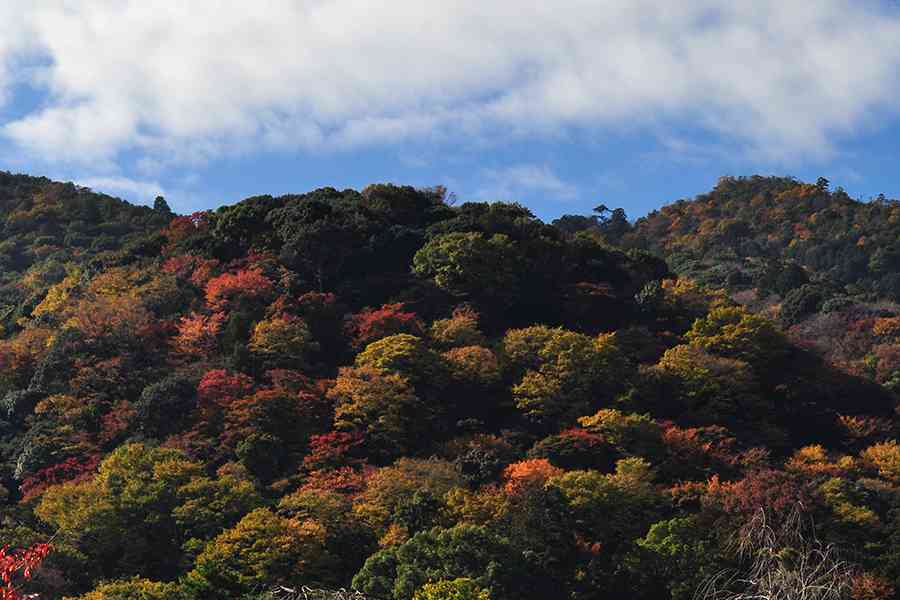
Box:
0;172;171;269
587;176;900;389
625;175;900;302
0;172;172;333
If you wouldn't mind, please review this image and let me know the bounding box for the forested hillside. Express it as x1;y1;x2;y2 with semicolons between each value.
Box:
625;175;900;296
0;173;173;335
619;175;900;391
0;172;898;599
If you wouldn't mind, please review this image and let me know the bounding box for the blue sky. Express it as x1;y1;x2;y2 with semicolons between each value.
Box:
2;2;900;221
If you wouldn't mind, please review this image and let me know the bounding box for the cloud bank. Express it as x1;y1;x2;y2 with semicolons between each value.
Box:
2;1;900;170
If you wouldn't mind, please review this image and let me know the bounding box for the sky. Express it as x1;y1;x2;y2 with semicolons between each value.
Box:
2;2;900;221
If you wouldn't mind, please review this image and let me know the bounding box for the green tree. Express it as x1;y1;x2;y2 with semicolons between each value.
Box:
64;577;185;600
355;334;447;387
354;458;464;536
412;232;524;305
37;444;203;580
779;284;823;326
184;508;336;599
153;196;172;214
577;409;663;457
173;474;262;542
266;190;366;290
503;327;628;424
134;375;197;438
235;432;285;482
353;524;528;600
330;366;424;459
654;344;767;428
547;458;662;555
442;346;502;387
633;516;721;600
413;578;491;600
685;305;787;368
248;313;317;367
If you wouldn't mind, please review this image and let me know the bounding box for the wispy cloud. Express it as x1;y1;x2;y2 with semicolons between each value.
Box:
73;173;216;214
477;164;579;202
75;175;165;205
1;1;899;174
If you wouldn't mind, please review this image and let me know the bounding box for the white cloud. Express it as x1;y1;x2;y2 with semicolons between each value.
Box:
1;1;900;169
0;6;30;104
478;164;579;202
75;175;165;205
73;174;215;213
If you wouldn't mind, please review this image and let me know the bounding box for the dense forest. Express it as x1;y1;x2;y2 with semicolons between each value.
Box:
0;172;898;599
620;175;900;392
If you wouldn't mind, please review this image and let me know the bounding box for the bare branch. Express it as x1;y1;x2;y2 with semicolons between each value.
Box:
694;504;856;600
265;586;383;600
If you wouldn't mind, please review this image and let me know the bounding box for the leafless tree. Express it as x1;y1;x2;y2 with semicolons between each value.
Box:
266;586;380;600
695;506;856;600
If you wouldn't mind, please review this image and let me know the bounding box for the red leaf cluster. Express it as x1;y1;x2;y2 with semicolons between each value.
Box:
345;303;424;348
161;212;211;254
205;268;274;312
303;431;367;472
197;369;255;411
0;542;51;600
19;456;100;502
300;465;374;498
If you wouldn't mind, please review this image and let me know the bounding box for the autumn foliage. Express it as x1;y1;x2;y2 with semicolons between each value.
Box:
0;175;896;599
205;268;274;312
0;542;52;600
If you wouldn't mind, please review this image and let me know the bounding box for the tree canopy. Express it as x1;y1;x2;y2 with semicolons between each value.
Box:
0;173;895;600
